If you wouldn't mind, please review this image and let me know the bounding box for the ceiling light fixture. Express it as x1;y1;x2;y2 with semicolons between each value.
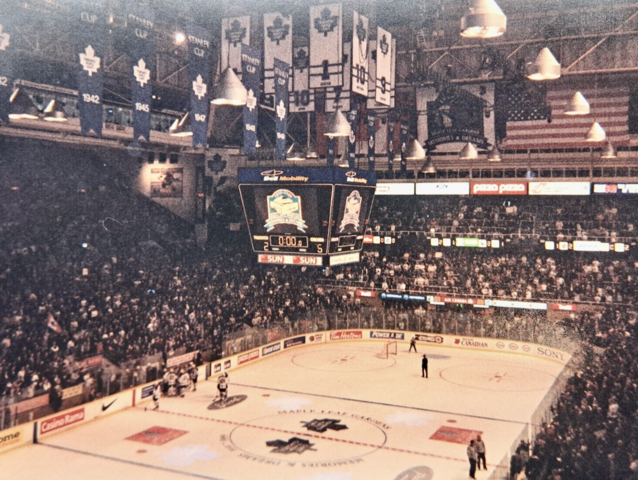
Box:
211;67;247;106
585;121;606;142
324;108;352;138
564;91;590;116
459;142;479;160
460;0;507;39
527;47;561;81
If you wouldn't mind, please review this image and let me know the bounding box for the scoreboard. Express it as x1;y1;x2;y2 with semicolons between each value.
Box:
238;167;376;266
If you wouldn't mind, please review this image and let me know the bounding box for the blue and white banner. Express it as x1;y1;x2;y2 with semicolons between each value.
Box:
221;16;250;75
388;121;395;172
274;58;290;161
326;42;351;113
327;137;335;167
367;37;396;110
127;5;154;142
242;44;261;154
309;4;342;89
187;25;212;148
367;111;376;171
75;1;106;136
290;46;315;113
0;4;17;124
347;108;358;169
400;122;408;173
263;13;292;95
375;27;393;107
351;12;369;97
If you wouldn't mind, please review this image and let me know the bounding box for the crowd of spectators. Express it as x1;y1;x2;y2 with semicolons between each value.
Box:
2;141;638;478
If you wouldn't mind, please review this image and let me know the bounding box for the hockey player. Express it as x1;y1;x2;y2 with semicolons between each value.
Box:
217;372;229;402
177;369;190;397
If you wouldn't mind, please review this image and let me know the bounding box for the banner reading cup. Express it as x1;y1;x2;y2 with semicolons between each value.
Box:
75;0;106;136
264;13;292;95
309;4;343;89
274;58;290;161
242;44;261;154
127;5;154;142
187;25;212;148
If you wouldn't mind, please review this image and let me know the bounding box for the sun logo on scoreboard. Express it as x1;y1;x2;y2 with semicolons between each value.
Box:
339;190;362;233
264;189;308;233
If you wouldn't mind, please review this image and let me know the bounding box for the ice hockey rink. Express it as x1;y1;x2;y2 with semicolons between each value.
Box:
2;339;571;480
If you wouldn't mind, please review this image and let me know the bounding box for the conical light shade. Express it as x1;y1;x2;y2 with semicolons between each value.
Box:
460;0;507;39
459;142;479;160
286;142;306;161
600;141;617;159
306;147;318;159
324;109;352;138
169;112;193;137
564;91;590;116
487;145;502;162
212;67;247;106
421;156;436;174
585;122;606;142
42;99;68;122
9;88;40;120
527;47;561;81
405;139;426;160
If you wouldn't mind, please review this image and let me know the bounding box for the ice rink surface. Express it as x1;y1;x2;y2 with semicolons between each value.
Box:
3;341;569;480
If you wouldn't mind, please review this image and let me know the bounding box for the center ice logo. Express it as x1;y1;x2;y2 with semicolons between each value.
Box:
264;189;308;233
301;418;348;433
266;437;316;454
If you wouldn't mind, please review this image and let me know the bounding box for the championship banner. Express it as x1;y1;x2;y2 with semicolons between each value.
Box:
367;111;376;171
187;25;212;148
347;108;358;169
351;11;369;97
375;26;393;107
241;44;261;154
290;46;315;113
309;4;343;89
221;16;250;74
366;38;395;110
75;0;106;136
326;42;351;113
127;5;154;142
274;58;290;161
387;121;396;172
263;13;292;95
327;137;335;166
0;4;17;124
400;122;408;173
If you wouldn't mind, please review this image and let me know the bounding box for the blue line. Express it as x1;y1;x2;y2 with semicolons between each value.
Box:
233;382;535;427
39;443;226;480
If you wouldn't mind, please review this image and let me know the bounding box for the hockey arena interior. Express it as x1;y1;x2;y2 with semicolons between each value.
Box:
1;1;638;479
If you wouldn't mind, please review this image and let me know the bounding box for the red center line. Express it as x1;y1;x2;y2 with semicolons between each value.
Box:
137;407;492;466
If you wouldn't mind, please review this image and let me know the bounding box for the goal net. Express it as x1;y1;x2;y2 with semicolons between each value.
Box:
379;340;398;359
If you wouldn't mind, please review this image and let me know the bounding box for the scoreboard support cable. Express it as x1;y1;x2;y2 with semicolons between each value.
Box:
238;167;377;266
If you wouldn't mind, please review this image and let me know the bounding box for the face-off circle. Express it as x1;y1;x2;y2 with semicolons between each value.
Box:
292;347;396;372
439;364;557;392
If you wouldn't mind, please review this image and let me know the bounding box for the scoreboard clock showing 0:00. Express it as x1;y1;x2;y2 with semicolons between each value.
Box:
237;168;376;260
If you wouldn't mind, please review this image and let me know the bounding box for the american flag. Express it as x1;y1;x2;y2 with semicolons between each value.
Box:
501;84;630;149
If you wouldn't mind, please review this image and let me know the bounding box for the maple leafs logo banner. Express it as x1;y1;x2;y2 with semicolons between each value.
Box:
263;13;292;95
221;16;250;75
309;4;342;89
187;24;212;148
75;0;106;136
0;2;18;124
274;58;290;161
241;44;261;154
127;4;154;143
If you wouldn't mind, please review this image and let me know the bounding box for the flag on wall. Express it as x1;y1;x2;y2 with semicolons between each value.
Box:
264;13;292;95
127;5;154;142
242;44;261;154
500;84;629;149
221;16;250;74
351;11;369;97
274;58;290;161
309;4;343;89
75;0;105;136
187;25;212;148
290;46;315;113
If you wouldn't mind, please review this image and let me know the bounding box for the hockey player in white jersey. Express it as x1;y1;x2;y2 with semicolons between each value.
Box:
217;372;229;402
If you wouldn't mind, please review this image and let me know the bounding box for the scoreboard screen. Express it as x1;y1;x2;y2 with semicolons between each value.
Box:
238;168;376;264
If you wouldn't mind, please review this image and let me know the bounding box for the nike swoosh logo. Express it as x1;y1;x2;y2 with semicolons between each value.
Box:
102;398;117;411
